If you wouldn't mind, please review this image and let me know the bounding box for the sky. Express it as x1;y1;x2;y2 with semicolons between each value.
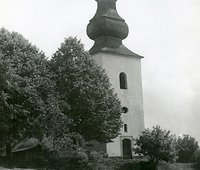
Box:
0;0;200;142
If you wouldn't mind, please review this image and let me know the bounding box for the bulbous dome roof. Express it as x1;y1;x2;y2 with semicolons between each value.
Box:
87;0;142;58
87;0;129;41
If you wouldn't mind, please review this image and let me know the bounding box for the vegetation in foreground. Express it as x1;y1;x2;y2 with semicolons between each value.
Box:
134;126;200;170
0;28;122;163
0;28;200;170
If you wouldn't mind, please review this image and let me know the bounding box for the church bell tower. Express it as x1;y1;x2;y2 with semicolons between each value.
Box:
87;0;145;158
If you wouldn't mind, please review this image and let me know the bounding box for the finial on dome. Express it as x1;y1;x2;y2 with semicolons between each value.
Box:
87;0;130;54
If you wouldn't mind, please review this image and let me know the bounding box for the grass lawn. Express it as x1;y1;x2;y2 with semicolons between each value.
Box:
159;162;198;170
0;168;36;170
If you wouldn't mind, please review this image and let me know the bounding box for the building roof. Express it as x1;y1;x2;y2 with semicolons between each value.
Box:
12;138;39;153
87;0;143;58
90;43;143;58
87;0;128;41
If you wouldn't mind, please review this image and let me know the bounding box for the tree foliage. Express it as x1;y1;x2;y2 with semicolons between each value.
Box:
176;134;199;163
0;28;67;157
134;126;177;166
0;29;122;162
49;37;122;143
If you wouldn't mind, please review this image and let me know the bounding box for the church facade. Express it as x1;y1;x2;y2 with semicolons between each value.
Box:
87;0;145;158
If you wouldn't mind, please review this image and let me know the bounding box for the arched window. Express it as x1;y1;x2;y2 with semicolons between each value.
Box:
119;72;127;89
124;124;128;132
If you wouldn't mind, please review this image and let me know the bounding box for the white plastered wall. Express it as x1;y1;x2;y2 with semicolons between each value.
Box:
92;52;145;157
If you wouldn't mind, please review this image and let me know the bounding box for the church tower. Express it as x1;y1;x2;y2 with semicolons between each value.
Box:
87;0;145;158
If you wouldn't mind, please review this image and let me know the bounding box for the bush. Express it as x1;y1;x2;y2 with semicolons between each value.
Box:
42;146;94;170
107;158;154;170
0;156;8;168
194;150;200;165
43;152;94;170
176;135;199;163
65;153;93;170
115;161;151;170
134;126;177;169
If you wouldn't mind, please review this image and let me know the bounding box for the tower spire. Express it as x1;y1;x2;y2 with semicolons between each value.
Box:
87;0;137;56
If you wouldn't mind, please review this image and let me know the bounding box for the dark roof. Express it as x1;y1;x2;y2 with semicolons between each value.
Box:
87;0;143;59
89;43;143;58
87;0;128;41
12;138;39;153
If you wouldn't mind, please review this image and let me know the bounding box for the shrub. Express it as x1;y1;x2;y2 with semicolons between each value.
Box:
65;152;92;170
134;126;177;169
176;134;199;163
43;150;94;170
194;149;200;165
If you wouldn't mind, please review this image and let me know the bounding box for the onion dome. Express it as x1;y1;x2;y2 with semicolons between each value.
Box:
87;0;129;41
87;0;142;57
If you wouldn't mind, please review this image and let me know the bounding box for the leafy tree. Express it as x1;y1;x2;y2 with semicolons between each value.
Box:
134;126;176;169
0;30;121;163
0;28;65;159
49;37;122;143
176;134;199;163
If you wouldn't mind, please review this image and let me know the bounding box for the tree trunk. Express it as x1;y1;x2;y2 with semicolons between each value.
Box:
6;142;12;160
